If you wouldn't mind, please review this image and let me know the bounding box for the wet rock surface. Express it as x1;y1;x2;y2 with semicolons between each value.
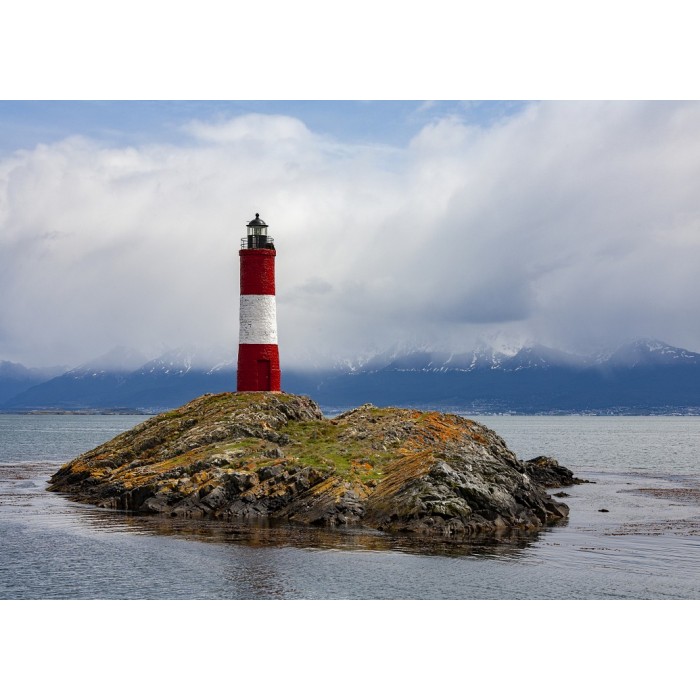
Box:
49;392;574;539
523;455;587;488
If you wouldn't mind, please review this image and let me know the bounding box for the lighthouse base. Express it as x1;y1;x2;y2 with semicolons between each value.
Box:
237;344;281;392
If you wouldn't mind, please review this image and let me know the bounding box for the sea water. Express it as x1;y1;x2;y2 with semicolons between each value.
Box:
1;413;699;599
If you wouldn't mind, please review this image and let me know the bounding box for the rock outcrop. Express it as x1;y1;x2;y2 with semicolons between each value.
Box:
49;392;574;538
522;455;585;489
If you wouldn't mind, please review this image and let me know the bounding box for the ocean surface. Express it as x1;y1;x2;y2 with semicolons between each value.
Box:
1;413;699;599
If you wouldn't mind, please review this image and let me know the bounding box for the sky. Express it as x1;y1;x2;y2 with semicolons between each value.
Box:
1;100;700;369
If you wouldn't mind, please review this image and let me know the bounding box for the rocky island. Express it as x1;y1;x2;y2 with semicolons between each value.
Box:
49;392;579;538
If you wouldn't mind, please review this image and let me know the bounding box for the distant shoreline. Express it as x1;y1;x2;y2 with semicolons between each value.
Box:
0;409;156;416
1;407;699;417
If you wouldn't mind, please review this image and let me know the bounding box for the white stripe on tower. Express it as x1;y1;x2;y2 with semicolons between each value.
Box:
239;295;278;345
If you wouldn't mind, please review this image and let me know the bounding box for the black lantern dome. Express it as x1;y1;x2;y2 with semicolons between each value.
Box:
247;213;267;229
243;213;274;249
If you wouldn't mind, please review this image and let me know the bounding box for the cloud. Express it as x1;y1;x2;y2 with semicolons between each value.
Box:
1;104;700;368
183;113;313;144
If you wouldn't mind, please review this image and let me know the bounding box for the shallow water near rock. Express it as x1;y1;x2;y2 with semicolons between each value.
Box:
1;414;699;599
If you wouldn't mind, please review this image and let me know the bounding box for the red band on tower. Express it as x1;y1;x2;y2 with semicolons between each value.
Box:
237;343;281;392
240;249;276;295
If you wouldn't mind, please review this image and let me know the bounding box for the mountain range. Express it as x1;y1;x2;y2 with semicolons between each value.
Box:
1;339;698;414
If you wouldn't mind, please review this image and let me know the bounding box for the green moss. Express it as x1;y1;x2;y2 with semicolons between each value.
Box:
279;419;393;483
218;437;264;452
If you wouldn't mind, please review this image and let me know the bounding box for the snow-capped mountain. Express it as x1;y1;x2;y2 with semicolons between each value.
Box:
66;346;149;380
309;340;700;413
2;339;699;414
370;344;591;373
0;346;233;412
605;339;700;368
136;349;195;376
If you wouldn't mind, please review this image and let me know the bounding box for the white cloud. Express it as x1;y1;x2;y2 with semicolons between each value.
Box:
1;104;700;368
183;113;314;144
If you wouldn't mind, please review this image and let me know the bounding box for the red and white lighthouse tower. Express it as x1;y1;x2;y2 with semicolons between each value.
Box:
237;214;281;392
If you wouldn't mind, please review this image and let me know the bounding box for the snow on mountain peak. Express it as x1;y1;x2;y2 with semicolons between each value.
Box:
71;346;149;375
606;339;700;367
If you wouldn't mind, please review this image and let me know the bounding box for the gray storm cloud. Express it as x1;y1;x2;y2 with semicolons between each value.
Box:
1;101;699;368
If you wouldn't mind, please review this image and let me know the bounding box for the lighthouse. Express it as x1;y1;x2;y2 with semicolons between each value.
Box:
237;214;281;392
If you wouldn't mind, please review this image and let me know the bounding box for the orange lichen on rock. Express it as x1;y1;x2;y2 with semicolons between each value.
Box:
369;450;435;501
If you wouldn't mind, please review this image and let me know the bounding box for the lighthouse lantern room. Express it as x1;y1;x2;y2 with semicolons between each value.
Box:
237;214;281;392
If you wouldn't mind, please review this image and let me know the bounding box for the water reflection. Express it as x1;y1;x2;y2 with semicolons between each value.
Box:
2;461;553;559
75;505;546;558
